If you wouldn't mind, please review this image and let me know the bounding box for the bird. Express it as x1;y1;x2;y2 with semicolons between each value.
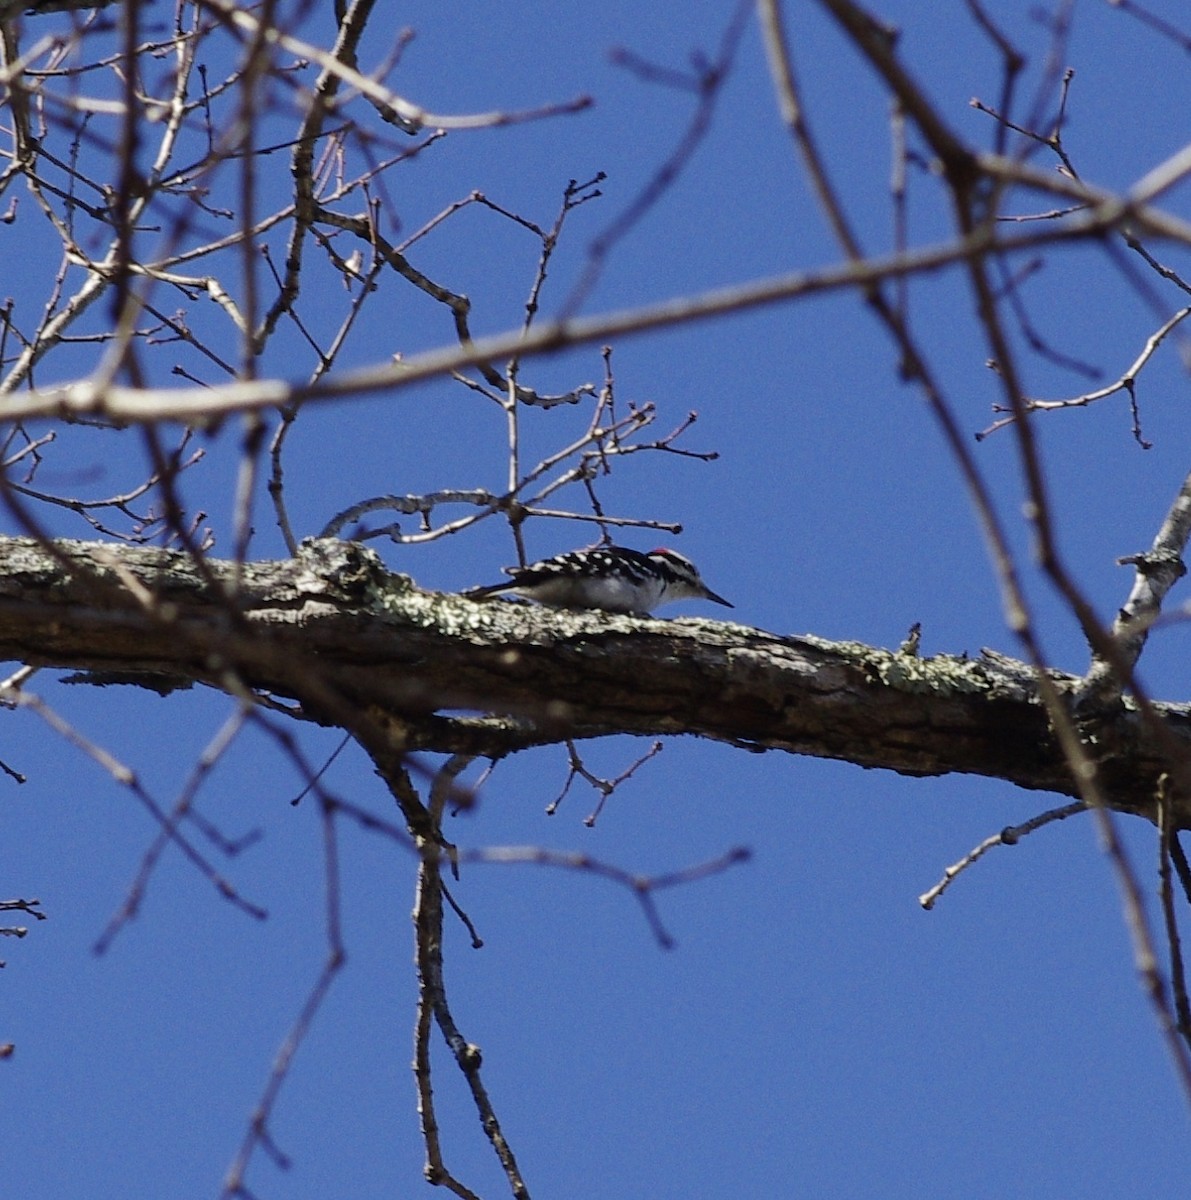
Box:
464;545;733;615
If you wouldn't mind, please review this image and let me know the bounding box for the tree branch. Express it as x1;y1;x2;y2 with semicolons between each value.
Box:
0;535;1188;819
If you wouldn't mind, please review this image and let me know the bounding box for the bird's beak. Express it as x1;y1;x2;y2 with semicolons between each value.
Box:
704;587;733;608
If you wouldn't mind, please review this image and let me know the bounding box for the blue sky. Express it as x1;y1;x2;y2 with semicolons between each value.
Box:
6;1;1191;1197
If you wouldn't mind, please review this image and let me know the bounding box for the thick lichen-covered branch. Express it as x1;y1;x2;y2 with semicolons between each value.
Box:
0;535;1187;821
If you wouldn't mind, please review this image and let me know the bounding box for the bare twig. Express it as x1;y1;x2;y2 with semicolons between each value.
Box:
221;790;346;1198
545;738;665;825
919;801;1087;909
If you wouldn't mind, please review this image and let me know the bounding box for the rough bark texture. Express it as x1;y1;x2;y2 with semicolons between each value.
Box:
0;535;1187;822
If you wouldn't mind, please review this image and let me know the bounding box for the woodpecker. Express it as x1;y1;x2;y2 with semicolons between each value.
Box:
465;546;733;615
